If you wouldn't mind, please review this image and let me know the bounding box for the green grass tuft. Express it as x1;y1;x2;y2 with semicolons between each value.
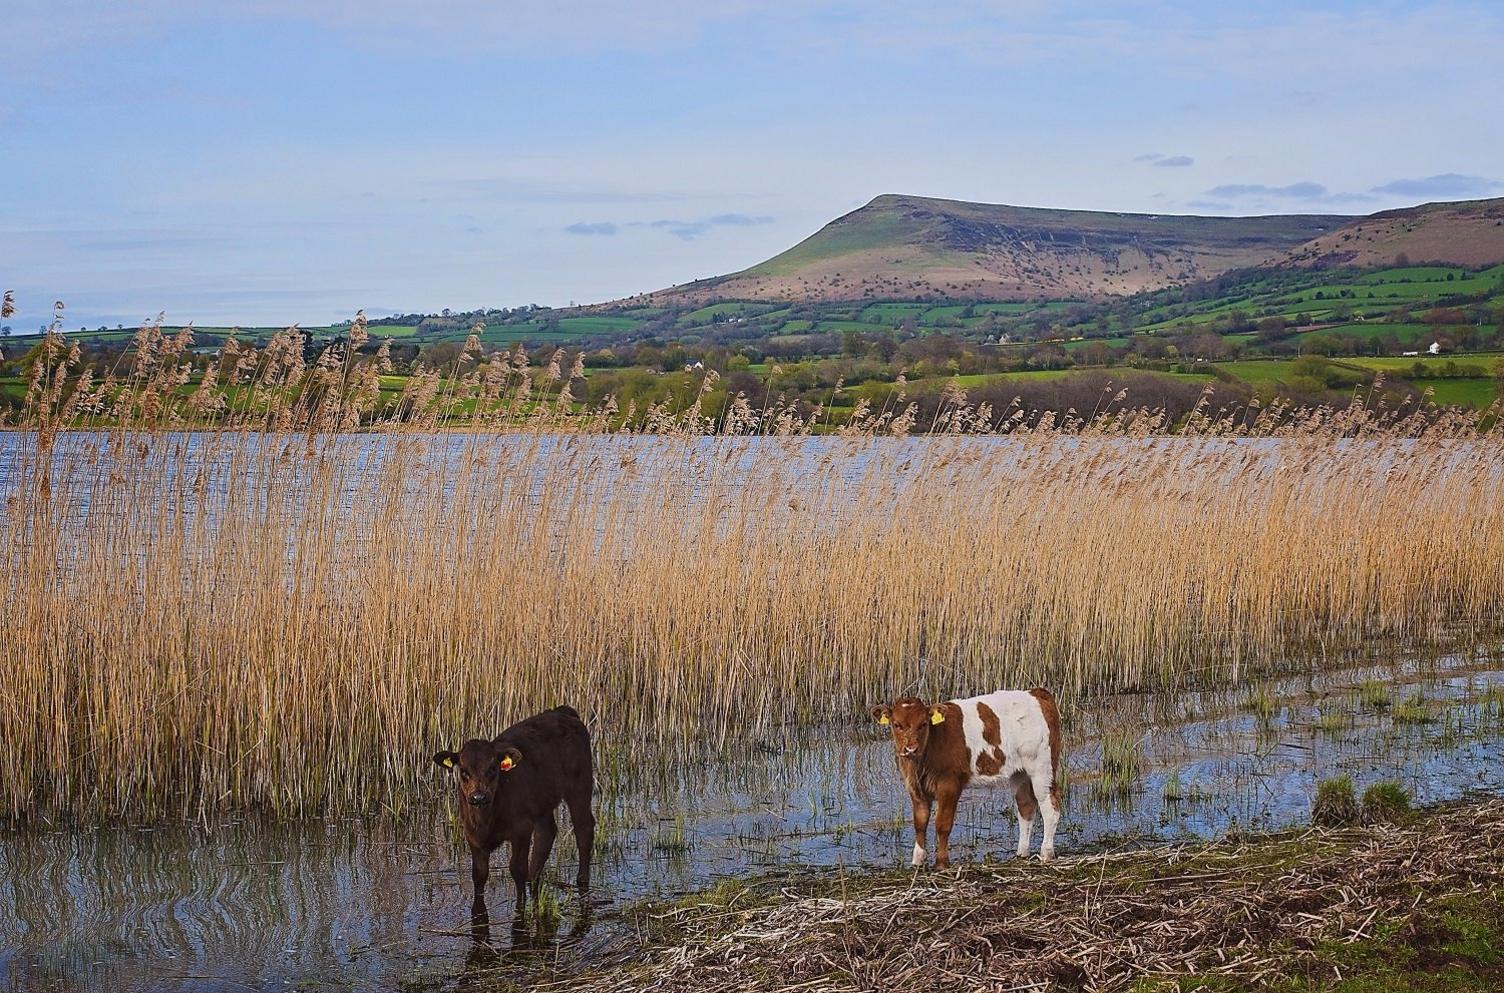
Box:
1313;775;1360;827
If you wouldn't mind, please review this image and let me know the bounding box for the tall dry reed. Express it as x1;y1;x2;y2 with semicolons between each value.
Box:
3;316;1503;820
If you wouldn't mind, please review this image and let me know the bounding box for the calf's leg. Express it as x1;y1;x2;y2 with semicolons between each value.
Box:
469;845;491;910
1030;764;1060;862
910;794;932;867
528;812;558;901
508;832;533;913
565;791;596;892
1012;775;1038;858
933;781;961;870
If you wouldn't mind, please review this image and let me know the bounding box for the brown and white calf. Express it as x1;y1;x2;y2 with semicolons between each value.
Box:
871;688;1062;868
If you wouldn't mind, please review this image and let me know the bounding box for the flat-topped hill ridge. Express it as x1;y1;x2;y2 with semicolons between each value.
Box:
630;193;1504;306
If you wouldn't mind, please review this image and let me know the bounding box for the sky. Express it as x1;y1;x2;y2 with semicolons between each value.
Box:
2;0;1502;331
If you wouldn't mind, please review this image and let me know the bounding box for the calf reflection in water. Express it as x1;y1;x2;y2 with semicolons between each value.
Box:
433;705;596;920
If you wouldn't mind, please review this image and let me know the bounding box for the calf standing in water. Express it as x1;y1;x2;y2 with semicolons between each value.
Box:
433;705;596;916
871;688;1062;868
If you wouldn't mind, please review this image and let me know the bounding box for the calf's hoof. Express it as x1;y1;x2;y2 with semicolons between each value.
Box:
911;844;926;867
1039;846;1056;863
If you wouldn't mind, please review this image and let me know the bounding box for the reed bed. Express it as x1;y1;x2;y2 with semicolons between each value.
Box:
3;317;1504;820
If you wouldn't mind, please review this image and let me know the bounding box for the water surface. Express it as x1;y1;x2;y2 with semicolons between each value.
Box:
3;649;1501;992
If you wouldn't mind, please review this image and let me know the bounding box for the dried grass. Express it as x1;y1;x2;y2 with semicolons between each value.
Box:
3;316;1504;819
572;799;1504;992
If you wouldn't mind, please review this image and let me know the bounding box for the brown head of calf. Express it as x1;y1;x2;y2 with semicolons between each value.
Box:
435;739;524;808
870;697;947;760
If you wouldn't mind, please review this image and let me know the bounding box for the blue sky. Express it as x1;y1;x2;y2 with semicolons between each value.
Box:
2;0;1501;330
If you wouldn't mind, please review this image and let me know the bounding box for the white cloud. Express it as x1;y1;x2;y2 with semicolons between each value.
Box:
1370;174;1503;199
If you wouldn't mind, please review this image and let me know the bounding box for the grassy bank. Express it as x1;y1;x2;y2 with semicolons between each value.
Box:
558;797;1504;993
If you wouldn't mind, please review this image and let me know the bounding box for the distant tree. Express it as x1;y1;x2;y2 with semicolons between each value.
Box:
1300;334;1343;357
1256;316;1288;344
1077;341;1114;366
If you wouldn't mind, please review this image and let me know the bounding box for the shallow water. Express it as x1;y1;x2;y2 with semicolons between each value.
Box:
2;650;1501;992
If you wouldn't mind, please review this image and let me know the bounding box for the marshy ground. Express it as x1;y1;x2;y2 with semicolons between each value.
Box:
5;648;1501;991
544;795;1504;993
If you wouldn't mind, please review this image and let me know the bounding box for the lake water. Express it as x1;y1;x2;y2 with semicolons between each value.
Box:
2;648;1501;992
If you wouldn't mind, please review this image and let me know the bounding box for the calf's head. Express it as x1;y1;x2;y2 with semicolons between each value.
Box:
870;697;946;759
433;739;524;807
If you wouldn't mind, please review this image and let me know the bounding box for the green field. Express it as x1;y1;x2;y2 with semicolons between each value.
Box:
1297;322;1431;344
677;303;745;325
854;367;1214;397
1419;378;1499;407
1339;353;1504;374
1213;355;1501;408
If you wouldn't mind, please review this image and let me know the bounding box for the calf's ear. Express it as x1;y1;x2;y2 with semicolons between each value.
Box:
870;705;892;726
497;746;523;772
928;705;946;726
433;751;460;770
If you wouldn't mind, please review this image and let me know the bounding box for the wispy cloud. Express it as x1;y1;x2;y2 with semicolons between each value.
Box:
1137;153;1193;167
568;213;773;241
1370;173;1503;198
1206;181;1330;200
650;212;774;239
564;221;619;236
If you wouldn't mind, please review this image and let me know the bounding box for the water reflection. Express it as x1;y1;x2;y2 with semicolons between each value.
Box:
2;649;1501;991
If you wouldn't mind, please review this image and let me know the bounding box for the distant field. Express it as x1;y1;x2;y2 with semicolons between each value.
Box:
1339;354;1503;374
1283;269;1503;304
1214;355;1500;409
1419;379;1499;408
368;325;418;337
817;320;891;334
859;303;931;322
677;301;762;325
855;367;1214;397
1297;322;1431;344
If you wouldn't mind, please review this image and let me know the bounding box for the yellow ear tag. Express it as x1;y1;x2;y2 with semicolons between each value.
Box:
878;715;890;726
930;709;945;725
499;755;515;772
442;756;455;769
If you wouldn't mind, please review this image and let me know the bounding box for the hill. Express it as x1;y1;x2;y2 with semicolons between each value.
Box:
639;194;1351;304
1284;196;1504;270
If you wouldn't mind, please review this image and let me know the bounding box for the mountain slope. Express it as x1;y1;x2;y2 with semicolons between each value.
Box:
647;195;1351;304
1284;196;1504;269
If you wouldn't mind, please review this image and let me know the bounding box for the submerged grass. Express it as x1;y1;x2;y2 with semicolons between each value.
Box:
4;315;1504;820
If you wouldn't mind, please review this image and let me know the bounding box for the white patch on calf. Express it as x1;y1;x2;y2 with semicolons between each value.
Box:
943;689;1060;859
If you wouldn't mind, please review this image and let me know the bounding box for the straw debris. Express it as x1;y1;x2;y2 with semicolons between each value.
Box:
574;799;1504;992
